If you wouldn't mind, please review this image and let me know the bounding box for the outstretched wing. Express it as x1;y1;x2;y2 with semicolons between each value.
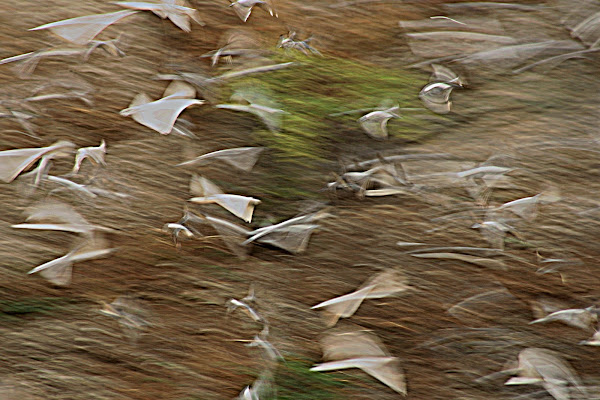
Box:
30;10;138;45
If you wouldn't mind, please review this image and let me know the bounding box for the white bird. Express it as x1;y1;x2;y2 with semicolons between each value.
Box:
471;220;514;250
311;329;407;395
120;81;203;135
495;187;561;221
188;175;260;222
0;47;97;78
530;306;597;330
228;0;277;22
28;235;115;286
176;147;264;172
45;175;98;198
73;139;107;173
114;0;204;32
419;81;461;114
504;348;586;400
277;32;322;56
312;269;410;326
29;10;137;45
0;140;74;183
12;200;114;237
358;107;401;140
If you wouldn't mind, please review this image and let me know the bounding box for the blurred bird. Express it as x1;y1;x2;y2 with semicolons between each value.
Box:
0;140;74;183
120;81;203;134
0;46;109;78
176;147;264;172
226;299;266;324
72;140;107;174
162;207;202;248
312;269;410;326
189;175;261;222
114;0;204;32
29;10;137;45
202;210;327;257
419;81;461;114
28;234;115;286
495;187;561;221
237;370;276;400
277;32;322;55
215;90;287;132
504;348;586;400
12;200;114;238
358;106;401;140
45;175;98;199
580;329;600;346
530;306;597;330
311;329;407;395
471;220;515;250
228;0;277;22
100;296;151;341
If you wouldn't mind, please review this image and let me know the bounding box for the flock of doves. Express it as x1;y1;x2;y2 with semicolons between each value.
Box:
1;0;600;399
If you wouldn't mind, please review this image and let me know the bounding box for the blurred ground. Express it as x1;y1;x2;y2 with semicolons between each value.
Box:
1;0;600;399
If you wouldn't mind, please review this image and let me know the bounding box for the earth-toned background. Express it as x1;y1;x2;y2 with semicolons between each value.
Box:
1;0;600;399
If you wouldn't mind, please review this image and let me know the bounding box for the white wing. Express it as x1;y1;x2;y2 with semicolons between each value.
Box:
30;10;137;45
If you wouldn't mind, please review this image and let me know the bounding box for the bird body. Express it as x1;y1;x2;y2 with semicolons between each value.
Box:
73;140;107;173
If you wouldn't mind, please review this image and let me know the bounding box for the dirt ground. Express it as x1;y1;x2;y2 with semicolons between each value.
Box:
1;0;600;399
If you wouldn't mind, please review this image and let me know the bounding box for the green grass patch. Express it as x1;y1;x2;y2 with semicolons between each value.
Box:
0;297;72;321
224;53;426;213
234;53;425;164
275;357;349;400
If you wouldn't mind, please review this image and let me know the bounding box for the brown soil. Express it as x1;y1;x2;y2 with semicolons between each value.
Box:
1;1;600;399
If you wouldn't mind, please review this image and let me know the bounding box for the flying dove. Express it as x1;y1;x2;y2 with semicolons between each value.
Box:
312;269;410;326
311;329;407;395
176;147;264;172
120;81;203;134
29;10;137;45
115;0;204;32
0;140;74;183
189;175;260;223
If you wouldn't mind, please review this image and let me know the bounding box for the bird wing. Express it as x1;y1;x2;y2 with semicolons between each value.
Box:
177;147;264;171
29;10;137;45
209;194;261;223
203;215;251;259
521;348;583;392
231;3;253;22
189;174;223;196
256;224;319;254
311;357;406;395
498;195;539;221
162;80;196;99
312;285;375;327
358;112;391;139
0;141;73;183
164;10;191;31
121;98;203;134
361;269;410;298
411;252;507;270
0;147;52;183
321;330;389;360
